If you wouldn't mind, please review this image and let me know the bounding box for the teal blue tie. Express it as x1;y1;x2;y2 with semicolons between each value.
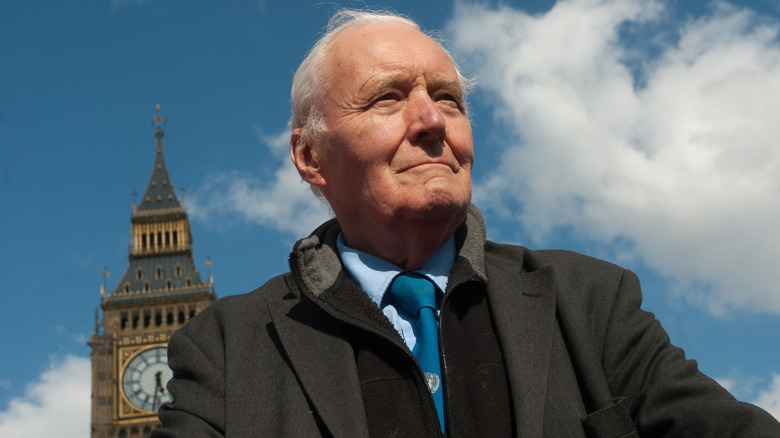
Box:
390;273;446;432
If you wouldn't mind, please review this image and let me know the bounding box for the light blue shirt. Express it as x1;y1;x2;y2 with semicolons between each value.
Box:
336;234;456;351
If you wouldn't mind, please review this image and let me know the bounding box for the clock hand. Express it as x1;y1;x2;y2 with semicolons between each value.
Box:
153;371;165;409
155;371;166;393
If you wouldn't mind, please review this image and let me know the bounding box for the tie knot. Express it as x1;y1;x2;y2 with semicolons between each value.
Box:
389;273;437;315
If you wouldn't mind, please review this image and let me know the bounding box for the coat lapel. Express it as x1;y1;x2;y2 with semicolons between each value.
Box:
268;287;370;437
486;245;557;438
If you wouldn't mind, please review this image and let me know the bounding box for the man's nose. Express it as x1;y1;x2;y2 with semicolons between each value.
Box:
407;92;446;144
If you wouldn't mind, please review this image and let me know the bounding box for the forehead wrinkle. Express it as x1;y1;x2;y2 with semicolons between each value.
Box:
360;67;417;94
360;62;462;94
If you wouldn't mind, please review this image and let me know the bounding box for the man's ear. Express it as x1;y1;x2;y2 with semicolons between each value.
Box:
290;128;326;187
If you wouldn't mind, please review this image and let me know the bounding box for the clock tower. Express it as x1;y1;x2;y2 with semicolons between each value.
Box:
90;106;217;438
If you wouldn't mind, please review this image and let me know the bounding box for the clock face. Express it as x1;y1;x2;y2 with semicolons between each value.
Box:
121;347;173;412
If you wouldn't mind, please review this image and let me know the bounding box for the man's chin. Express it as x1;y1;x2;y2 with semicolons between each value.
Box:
399;196;470;222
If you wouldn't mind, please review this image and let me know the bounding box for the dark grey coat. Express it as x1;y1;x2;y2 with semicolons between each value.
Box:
153;206;780;437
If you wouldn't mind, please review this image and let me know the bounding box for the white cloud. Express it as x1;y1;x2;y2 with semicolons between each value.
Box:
449;0;780;315
187;130;332;237
0;355;90;438
716;370;765;400
716;376;737;393
754;373;780;421
718;371;780;421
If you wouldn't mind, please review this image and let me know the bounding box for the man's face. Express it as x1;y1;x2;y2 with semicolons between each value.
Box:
310;22;474;240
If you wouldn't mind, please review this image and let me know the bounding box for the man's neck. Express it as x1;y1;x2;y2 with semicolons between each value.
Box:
340;211;466;271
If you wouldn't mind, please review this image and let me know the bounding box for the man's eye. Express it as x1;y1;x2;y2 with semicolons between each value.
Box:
437;94;462;109
439;93;455;101
377;93;399;102
372;93;401;108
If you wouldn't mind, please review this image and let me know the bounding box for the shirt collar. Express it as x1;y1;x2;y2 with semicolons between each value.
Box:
336;234;456;308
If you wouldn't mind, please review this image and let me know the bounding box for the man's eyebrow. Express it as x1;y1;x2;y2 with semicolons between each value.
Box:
430;79;463;94
360;72;415;94
360;76;463;98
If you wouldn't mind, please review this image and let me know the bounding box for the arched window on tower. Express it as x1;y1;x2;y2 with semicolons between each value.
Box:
165;231;170;247
173;230;178;247
141;234;147;250
166;279;173;291
155;265;163;280
144;281;151;293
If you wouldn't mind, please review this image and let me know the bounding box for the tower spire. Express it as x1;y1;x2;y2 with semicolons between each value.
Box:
103;104;213;297
153;103;166;141
136;105;181;213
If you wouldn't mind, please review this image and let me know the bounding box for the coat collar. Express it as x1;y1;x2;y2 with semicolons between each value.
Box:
289;204;489;298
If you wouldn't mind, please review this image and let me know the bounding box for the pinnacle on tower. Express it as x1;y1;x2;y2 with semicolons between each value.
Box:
137;105;182;213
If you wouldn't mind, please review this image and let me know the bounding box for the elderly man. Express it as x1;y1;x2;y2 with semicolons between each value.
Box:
154;9;780;438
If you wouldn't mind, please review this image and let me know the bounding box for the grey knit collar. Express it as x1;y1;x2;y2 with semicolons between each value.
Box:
290;204;487;297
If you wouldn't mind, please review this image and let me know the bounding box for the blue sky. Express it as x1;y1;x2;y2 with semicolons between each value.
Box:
1;0;779;434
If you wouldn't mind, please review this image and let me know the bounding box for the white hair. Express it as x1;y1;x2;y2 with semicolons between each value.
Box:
289;8;475;148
